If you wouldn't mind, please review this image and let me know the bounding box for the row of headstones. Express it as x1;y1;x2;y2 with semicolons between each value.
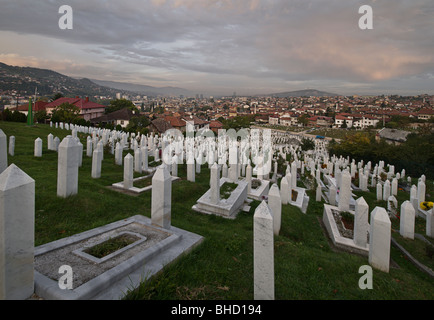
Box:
317;156;434;256
0;159;175;299
252;178;410;300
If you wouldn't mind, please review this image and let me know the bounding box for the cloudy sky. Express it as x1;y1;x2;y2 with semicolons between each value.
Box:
0;0;433;96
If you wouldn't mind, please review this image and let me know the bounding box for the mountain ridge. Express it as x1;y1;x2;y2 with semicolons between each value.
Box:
259;89;339;98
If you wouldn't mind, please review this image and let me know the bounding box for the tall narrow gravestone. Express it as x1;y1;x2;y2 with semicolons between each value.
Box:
210;163;220;205
338;171;351;212
34;137;42;157
369;207;391;273
123;154;134;189
91;147;103;179
254;201;274;300
8;136;15;156
151;165;172;229
57;136;80;198
0;129;7;173
400;200;415;240
354;197;369;247
0;164;35;299
268;184;281;236
187;154;195;182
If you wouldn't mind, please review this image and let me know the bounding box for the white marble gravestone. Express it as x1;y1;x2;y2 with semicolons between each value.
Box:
268;184;281;236
354;197;369;247
151;165;172;229
57;136;80;198
253;201;274;300
0;129;8;173
338;171;351;212
399;200;415;239
369;207;391;273
123;154;134;189
0;164;35;299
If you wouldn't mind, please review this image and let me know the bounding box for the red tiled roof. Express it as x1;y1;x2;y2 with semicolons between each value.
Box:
209;120;223;128
164;116;186;127
16;101;49;112
45;97;105;110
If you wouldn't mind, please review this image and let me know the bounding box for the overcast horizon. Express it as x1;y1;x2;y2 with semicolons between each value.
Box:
1;0;433;97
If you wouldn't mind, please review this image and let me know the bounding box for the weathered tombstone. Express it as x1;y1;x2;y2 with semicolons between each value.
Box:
115;142;122;166
171;156;178;177
417;179;426;205
268;184;281;236
246;162;252;193
399;200;415;239
53;136;60;152
369;207;391;273
86;136;93;157
410;184;418;212
57;136;79;198
391;178;398;196
222;163;228;178
383;180;390;201
187;154;195;182
376;182;382;201
354;197;369;247
387;195;398;217
134;148;142;173
426;209;434;237
34;137;42;157
361;174;368;192
0;164;35;300
291;161;297;188
210;163;220;205
8;136;15;156
328;185;337;206
280;176;289;205
91;147;103;179
0;129;8;172
151;164;172;229
76;139;83;167
253;201;274;300
123;154;134;189
142;146;148;171
316;185;322;202
338;171;351;212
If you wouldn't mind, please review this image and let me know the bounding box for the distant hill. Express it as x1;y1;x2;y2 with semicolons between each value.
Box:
90;79;193;97
0;62;122;98
0;62;192;99
261;89;339;98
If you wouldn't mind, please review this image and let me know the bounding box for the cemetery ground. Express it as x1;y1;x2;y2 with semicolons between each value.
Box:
1;121;433;300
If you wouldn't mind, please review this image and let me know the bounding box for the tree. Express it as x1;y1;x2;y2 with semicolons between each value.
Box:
300;137;315;151
50;103;80;123
297;114;309;127
341;119;348;129
11;110;26;123
105;99;138;114
126;115;151;134
51;93;64;102
34;110;49;123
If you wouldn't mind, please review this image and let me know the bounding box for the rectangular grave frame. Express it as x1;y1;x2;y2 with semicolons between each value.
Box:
111;174;180;194
322;204;369;256
72;231;148;264
33;215;203;300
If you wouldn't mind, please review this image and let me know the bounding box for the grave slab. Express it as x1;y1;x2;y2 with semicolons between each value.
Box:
34;215;203;300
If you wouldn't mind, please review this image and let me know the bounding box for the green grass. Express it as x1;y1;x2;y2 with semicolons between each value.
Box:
1;121;433;300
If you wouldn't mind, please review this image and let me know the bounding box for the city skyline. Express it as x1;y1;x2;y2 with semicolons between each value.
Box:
1;0;433;97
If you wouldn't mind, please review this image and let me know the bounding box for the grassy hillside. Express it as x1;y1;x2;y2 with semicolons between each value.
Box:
0;121;433;300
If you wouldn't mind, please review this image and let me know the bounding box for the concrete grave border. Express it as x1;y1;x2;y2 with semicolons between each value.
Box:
34;215;203;300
